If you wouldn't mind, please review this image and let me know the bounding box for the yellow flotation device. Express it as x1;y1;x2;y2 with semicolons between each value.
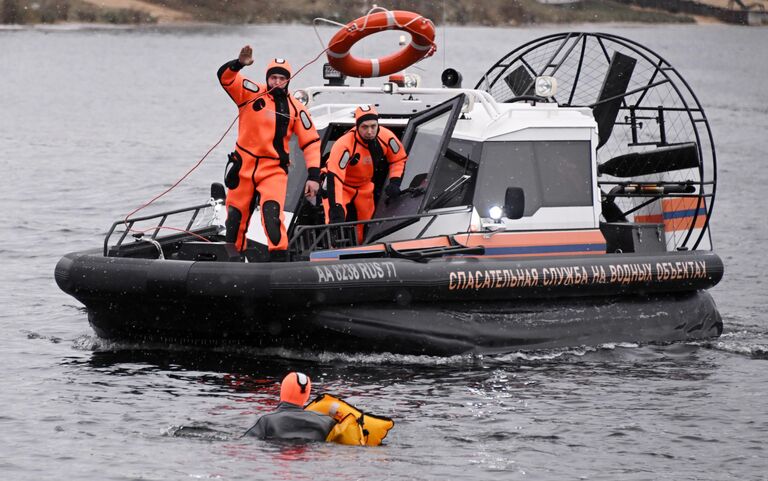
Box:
305;393;394;446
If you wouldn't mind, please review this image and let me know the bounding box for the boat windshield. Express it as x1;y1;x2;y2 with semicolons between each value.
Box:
399;111;452;193
365;94;465;242
473;140;593;218
423;138;481;210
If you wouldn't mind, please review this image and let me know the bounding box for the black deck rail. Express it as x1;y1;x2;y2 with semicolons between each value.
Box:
103;202;472;260
103;202;217;257
289;206;473;260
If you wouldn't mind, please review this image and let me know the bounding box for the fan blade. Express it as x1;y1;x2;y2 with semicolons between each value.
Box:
594;52;636;149
598;142;700;178
504;65;535;97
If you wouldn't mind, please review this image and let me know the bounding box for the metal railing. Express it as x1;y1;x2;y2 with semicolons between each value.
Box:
289;206;472;260
103;202;219;257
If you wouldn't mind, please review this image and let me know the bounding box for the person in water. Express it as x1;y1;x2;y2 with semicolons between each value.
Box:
245;372;335;441
217;45;321;261
323;104;408;242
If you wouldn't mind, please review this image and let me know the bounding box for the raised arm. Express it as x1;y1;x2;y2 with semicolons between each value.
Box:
216;45;254;105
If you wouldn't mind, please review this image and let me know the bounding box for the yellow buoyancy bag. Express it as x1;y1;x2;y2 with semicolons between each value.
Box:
305;393;394;446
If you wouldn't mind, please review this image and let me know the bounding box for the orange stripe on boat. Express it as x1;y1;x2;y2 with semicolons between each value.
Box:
311;230;607;260
636;198;707;232
456;230;606;248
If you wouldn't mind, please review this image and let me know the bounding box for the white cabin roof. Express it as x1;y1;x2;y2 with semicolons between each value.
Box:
302;85;597;142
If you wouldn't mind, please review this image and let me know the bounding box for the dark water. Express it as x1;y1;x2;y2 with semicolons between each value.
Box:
1;23;767;480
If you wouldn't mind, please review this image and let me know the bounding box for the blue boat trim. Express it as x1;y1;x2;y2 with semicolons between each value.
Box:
664;208;707;220
311;243;607;259
311;249;383;260
482;243;606;256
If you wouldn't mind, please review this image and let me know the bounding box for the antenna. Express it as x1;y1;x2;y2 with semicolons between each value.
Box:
442;0;447;73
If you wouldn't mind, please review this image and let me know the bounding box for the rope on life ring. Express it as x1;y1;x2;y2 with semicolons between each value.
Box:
327;10;436;78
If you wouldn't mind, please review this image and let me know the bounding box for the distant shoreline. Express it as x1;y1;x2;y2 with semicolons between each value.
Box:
0;19;729;32
1;0;709;26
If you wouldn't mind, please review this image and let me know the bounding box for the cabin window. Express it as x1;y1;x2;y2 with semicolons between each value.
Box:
474;141;593;216
424;138;481;210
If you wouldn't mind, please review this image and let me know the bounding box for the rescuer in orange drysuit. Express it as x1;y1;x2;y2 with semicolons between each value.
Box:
323;105;407;242
218;45;321;261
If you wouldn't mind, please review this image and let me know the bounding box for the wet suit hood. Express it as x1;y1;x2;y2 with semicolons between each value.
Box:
280;372;311;406
266;58;292;95
355;104;379;127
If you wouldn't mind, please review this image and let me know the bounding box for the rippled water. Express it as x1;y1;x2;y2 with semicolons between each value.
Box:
1;23;766;480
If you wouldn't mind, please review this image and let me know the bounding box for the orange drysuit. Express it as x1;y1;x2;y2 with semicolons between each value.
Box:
218;58;321;253
324;108;407;242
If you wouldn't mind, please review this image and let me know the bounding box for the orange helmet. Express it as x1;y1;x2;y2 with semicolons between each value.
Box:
280;372;311;406
355;104;379;127
266;58;292;85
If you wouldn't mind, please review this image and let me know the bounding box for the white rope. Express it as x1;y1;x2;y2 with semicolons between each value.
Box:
356;6;435;32
442;0;447;73
312;17;346;49
313;6;436;56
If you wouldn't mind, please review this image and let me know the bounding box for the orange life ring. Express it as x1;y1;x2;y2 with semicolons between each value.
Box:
327;10;435;78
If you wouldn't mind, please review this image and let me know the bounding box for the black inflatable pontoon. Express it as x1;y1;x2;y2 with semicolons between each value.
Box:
55;33;724;354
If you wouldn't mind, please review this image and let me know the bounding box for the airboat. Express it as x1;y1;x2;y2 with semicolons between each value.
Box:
55;31;723;355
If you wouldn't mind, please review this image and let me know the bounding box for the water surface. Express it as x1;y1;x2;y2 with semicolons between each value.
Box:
0;23;766;480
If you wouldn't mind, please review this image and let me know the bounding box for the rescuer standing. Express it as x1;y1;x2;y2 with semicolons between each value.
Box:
218;45;321;260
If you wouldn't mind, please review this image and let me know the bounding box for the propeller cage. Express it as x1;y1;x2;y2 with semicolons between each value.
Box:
477;32;716;252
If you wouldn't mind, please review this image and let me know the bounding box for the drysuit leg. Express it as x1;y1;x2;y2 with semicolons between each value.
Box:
351;182;375;243
323;175;356;224
225;152;259;252
254;162;289;252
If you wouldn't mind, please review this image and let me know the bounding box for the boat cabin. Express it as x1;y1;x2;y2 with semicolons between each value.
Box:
276;83;605;260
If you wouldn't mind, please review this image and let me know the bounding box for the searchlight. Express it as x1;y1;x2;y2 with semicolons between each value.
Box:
534;76;558;98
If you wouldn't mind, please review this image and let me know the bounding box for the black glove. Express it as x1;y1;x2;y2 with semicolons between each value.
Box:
317;172;328;199
224;151;242;189
328;204;346;224
385;177;402;198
